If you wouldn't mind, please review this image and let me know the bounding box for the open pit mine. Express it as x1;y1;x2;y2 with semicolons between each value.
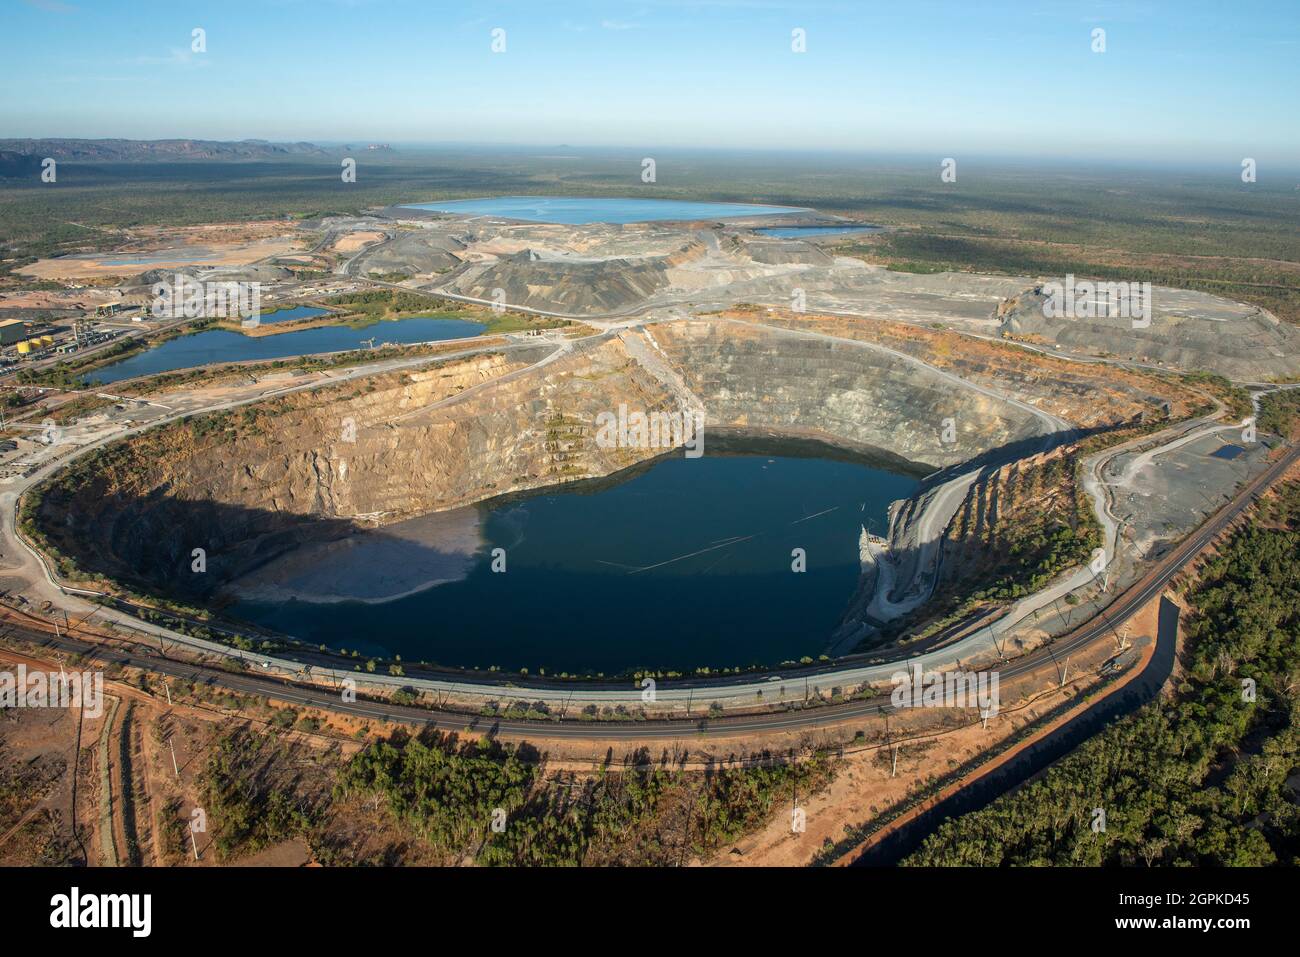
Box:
11;205;1298;716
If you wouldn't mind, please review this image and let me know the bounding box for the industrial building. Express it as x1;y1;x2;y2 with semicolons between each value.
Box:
0;318;30;346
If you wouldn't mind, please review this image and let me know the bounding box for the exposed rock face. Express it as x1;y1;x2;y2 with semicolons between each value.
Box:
746;311;1189;430
37;341;674;594
1000;284;1300;382
650;320;1046;468
36;316;1163;601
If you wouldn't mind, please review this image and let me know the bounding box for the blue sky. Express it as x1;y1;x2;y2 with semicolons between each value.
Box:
3;0;1298;164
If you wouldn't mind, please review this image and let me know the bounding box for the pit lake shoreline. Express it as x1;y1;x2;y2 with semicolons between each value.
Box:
224;437;922;675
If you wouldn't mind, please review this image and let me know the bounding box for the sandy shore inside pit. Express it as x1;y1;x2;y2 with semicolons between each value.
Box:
226;507;484;605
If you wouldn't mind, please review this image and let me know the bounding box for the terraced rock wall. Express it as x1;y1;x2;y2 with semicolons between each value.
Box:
34;316;1152;602
33;341;673;594
651;320;1047;468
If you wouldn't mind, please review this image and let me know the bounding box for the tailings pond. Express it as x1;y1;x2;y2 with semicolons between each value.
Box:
399;195;808;224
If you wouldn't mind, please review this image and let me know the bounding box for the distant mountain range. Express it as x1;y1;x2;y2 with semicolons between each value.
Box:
0;138;356;163
0;150;43;176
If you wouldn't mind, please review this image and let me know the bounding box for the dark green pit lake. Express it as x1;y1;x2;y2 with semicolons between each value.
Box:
230;447;918;675
85;316;485;385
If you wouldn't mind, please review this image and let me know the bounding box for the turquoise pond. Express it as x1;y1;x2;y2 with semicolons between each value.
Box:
230;449;918;674
399;195;809;225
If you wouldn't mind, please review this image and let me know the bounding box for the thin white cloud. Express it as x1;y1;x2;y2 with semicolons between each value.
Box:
123;48;211;68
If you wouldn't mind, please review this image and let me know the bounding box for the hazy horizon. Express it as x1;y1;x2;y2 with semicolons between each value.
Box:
5;0;1298;167
7;138;1300;181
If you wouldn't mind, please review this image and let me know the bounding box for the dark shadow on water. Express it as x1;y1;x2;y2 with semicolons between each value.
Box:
35;415;1130;682
37;435;923;674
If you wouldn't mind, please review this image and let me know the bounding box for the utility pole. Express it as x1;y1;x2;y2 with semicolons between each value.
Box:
990;624;1005;661
169;739;179;778
1049;646;1062;688
1052;596;1069;628
885;714;898;777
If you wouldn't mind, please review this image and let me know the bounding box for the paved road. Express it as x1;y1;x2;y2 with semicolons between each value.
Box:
3;256;1293;717
10;439;1293;740
3;311;1288;713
